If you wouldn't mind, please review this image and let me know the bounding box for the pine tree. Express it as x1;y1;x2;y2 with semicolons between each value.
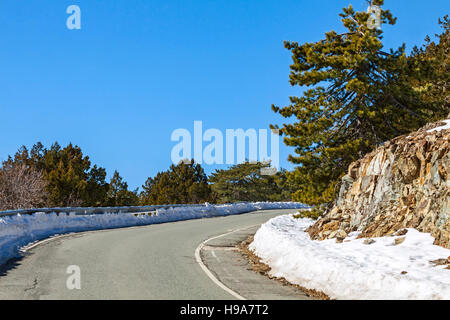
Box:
2;142;109;207
409;15;449;113
271;0;448;206
141;160;212;205
106;171;139;207
209;162;294;203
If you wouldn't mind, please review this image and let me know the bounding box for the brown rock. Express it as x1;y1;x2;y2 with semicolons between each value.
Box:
336;230;348;240
395;229;409;236
308;118;450;249
430;258;450;267
348;162;360;179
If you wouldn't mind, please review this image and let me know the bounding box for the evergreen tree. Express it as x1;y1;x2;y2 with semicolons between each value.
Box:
271;0;448;206
106;171;139;207
209;162;294;203
409;15;449;113
85;165;109;207
2;142;109;207
141;160;212;205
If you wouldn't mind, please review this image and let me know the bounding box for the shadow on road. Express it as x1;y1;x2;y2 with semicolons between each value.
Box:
0;254;27;277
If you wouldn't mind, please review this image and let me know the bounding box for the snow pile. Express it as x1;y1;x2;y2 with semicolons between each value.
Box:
427;119;450;133
250;214;450;300
0;202;305;266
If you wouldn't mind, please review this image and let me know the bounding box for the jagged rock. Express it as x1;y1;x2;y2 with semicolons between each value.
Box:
363;239;376;245
308;119;450;248
336;230;348;240
395;229;409;236
430;258;450;267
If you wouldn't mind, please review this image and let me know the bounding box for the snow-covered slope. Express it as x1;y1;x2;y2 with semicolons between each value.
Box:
428;119;450;133
250;214;450;300
0;202;305;266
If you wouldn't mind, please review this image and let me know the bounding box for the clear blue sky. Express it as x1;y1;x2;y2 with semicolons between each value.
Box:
0;0;448;190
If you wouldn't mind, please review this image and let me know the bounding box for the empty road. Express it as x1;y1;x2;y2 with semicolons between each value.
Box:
0;209;304;300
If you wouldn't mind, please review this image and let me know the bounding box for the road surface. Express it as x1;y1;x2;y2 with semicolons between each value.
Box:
0;209;304;300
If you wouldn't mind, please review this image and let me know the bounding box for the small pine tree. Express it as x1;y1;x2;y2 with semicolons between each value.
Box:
140;160;212;205
106;171;139;207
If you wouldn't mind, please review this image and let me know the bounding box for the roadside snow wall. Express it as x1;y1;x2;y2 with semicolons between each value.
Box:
0;202;305;266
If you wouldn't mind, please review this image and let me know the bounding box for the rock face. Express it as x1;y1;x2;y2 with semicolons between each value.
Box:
308;119;450;248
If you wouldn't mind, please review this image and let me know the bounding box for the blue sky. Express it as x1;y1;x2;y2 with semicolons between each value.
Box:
0;0;448;190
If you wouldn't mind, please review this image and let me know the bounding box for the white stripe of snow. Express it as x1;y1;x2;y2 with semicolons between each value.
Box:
250;214;450;300
427;119;450;133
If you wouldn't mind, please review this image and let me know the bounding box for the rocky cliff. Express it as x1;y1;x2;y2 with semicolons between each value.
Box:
308;119;450;248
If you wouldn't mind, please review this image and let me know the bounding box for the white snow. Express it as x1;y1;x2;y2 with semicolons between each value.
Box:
250;214;450;300
0;202;305;266
427;119;450;133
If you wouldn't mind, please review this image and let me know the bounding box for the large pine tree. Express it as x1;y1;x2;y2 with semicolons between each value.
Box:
272;0;448;206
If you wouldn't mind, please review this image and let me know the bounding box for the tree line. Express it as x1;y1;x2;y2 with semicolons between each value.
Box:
0;143;293;210
1;1;448;213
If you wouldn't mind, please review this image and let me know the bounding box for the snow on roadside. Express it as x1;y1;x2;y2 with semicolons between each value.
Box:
427;119;450;133
0;202;305;266
250;214;450;300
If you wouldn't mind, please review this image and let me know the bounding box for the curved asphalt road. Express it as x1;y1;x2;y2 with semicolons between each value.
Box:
0;209;295;300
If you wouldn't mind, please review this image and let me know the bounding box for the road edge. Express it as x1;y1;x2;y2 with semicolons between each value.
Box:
195;226;262;300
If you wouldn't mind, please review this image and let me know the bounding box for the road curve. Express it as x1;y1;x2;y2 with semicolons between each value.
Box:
0;209;297;300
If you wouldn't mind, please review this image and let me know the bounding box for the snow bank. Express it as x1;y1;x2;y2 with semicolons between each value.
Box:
427;119;450;133
250;214;450;300
0;202;304;266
